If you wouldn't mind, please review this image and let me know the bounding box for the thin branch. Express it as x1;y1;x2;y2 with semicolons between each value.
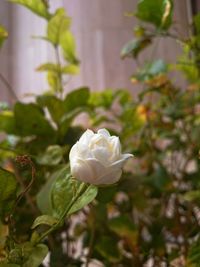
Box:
13;155;38;214
54;45;64;98
0;72;18;102
85;222;95;267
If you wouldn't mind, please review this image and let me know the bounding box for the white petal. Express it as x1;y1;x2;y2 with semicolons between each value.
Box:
97;168;122;185
69;142;91;162
92;147;110;166
69;143;79;162
86;158;107;180
111;153;133;168
85;159;122;185
97;128;110;138
110;136;121;160
70;158;94;183
90;134;108;148
79;129;94;144
123;153;134;159
76;142;92;159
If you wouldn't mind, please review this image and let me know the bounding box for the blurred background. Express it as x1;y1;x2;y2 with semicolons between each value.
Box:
0;0;194;102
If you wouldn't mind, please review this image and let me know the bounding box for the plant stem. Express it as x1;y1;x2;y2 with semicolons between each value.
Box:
0;72;18;102
36;182;88;244
54;45;63;98
85;221;95;267
13;163;38;214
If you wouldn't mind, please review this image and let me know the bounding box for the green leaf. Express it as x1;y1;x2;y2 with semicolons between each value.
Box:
59;108;86;137
194;14;200;35
55;87;89;134
132;59;168;81
148;166;170;191
23;244;48;267
36;145;65;166
121;37;151;59
34;96;83;138
68;184;98;215
187;239;200;266
64;87;90;112
89;89;116;109
14;102;55;137
0;167;17;217
31;215;58;229
146;59;167;75
183;190;200;202
36;165;69;215
10;0;50;20
36;63;60;72
51;173;98;218
37;63;79;77
0;111;16;134
62;64;80;75
176;43;199;82
47;71;62;93
37;95;65;125
0;25;8;48
108;215;138;244
95;236;121;263
60;31;79;64
47;8;70;45
136;0;173;30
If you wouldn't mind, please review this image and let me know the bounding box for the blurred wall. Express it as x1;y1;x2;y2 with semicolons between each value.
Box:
0;0;192;101
0;1;12;103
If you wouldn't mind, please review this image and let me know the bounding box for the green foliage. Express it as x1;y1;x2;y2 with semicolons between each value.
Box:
187;239;200;266
136;0;173;30
36;94;64;125
36;166;69;215
10;0;51;19
51;172;98;217
64;87;90;112
36;145;66;166
95;236;121;263
14;103;55;137
0;25;8;48
0;167;17;218
0;111;16;134
194;14;200;35
22;244;48;267
47;8;70;45
62;64;79;74
31;215;58;229
109;215;138;244
121;36;151;59
132;59;168;81
60;31;79;64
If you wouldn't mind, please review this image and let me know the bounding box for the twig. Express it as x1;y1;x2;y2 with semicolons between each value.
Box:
0;72;18;102
85;222;95;267
13;155;38;213
54;45;64;98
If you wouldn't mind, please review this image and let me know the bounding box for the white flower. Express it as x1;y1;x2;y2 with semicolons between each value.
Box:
69;128;133;185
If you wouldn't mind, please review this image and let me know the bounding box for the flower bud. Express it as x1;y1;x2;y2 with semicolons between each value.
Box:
69;128;133;185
